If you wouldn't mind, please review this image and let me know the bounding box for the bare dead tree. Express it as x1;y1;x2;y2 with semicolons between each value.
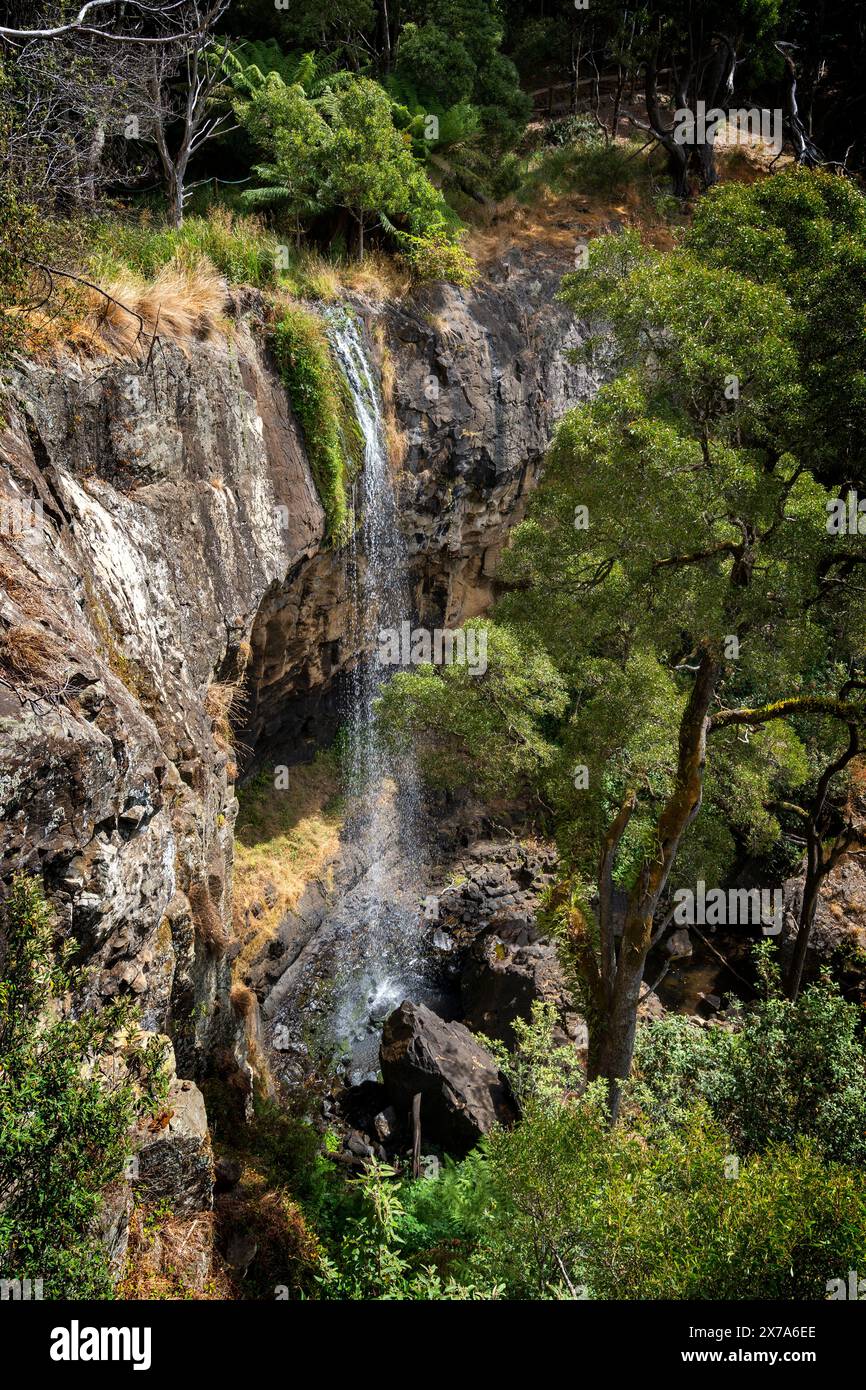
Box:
775;42;823;167
2;2;235;220
0;1;201;46
132;2;236;228
5;33;156;210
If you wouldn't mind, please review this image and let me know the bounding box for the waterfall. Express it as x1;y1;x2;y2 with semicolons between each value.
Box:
326;308;429;1074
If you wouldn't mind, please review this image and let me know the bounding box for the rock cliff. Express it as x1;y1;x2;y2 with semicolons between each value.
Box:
0;244;590;1266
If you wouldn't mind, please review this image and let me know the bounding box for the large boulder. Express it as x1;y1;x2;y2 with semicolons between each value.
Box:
461;919;577;1046
380;1001;517;1154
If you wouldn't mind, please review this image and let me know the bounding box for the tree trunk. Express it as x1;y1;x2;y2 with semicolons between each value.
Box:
596;650;720;1118
168;169;184;228
644;60;691;197
785;863;821;1002
610;67;624;140
380;0;391;74
82;122;105;209
784;717;860;999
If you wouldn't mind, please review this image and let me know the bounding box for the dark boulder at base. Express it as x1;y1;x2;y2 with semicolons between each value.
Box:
380;1000;517;1155
461;919;577;1047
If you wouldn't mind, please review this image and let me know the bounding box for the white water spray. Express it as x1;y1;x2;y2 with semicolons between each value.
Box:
326;308;429;1066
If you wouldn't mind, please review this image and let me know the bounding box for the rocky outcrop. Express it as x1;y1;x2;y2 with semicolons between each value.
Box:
0;245;592;1260
133;1077;214;1217
0;313;326;1074
379;244;597;627
431;837;560;942
462;921;578;1047
1;249;586;986
380;1000;517;1153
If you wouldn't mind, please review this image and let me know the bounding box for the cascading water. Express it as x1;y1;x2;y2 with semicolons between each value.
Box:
326;308;430;1074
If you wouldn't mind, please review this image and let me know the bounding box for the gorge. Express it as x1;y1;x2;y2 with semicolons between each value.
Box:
0;239;594;1278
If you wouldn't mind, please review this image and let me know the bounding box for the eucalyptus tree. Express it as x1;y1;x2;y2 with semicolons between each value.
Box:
379;170;866;1115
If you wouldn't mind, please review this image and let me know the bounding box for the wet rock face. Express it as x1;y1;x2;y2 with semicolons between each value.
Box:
380;1000;517;1154
240;246;595;756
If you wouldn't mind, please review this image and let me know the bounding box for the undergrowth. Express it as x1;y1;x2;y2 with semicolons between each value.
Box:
272;307;363;542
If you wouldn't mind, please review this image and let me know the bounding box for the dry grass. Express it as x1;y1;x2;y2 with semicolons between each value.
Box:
205;678;244;751
372;323;408;471
467;117;787;267
339;250;412;302
233;757;343;974
205;677;246;783
0;620;66;688
213;1164;325;1298
0;549;48;621
467;174;682;264
189;878;232;956
293;252;342;303
230;981;257;1019
117;1208;231;1301
27;254;229;361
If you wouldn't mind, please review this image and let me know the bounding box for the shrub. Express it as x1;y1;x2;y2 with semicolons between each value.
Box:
467;1087;866;1299
234;68;473;281
631;944;866;1165
316;1160;499;1300
0;875;168;1296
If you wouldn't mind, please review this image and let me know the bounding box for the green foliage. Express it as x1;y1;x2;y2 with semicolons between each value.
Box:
685;167;866;487
0;875;168;1297
377;619;568;799
543;113;605;148
90;210;282;288
396;24;476;109
225;40;320;95
515;132;658;205
468;1090;866;1299
632;946;866;1165
481;1000;584;1109
244;1096;327;1202
316;1160;499;1300
310;999;866;1300
234;66;472;280
272;306;362;541
393;0;530;152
